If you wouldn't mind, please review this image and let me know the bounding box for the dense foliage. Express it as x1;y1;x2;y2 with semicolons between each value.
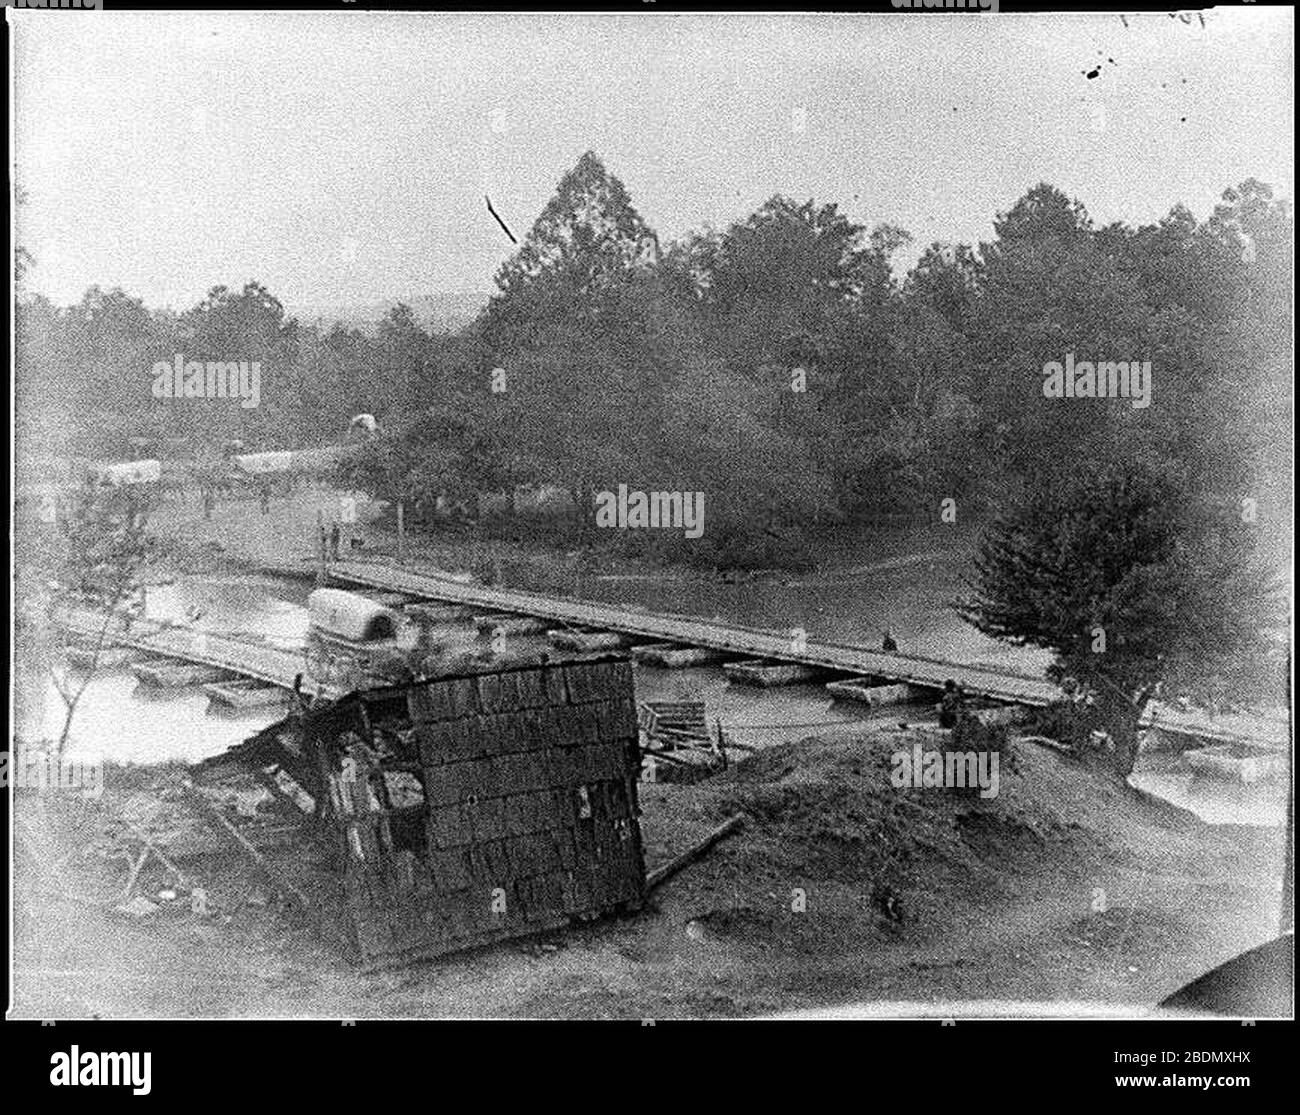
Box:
19;157;1288;573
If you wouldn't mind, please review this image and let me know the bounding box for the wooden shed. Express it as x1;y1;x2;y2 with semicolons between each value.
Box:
206;655;648;968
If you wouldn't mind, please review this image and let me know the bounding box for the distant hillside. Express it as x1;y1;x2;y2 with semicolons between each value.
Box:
292;290;490;336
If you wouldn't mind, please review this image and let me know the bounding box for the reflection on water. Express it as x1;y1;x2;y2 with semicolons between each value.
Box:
51;575;313;766
49;671;283;767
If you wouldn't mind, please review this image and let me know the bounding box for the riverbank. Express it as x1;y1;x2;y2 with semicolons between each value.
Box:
12;726;1286;1019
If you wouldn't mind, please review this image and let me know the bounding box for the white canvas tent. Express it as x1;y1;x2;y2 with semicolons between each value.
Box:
88;459;162;487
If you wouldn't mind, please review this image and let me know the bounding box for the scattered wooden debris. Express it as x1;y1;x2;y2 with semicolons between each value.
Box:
639;700;709;744
176;782;313;913
638;700;727;783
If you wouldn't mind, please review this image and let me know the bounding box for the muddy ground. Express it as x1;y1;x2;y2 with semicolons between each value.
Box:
11;727;1286;1019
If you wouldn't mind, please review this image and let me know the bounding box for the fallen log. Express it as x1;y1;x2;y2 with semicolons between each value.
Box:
1015;734;1076;756
646;814;744;892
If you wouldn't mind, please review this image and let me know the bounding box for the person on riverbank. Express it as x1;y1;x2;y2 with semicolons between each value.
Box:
938;679;964;729
881;629;898;652
329;523;341;561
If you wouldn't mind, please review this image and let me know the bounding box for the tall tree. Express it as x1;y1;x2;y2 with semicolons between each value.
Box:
960;457;1282;776
480;152;666;537
490;150;659;310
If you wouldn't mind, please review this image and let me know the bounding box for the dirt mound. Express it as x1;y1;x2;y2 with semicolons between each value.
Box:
955;809;1050;861
691;726;1188;923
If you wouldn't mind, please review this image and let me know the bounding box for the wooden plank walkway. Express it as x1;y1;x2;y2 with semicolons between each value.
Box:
55;606;332;698
328;559;1062;706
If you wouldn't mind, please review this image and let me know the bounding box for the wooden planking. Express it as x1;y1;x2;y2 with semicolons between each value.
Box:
330;559;1063;707
328;656;646;968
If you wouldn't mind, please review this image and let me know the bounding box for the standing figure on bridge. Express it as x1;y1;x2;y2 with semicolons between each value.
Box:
329;522;342;562
881;629;898;653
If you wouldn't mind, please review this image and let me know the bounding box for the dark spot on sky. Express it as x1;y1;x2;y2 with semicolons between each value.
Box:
1085;67;1101;80
1180;117;1187;124
484;196;517;245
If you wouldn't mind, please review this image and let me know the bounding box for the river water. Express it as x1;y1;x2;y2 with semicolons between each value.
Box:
35;551;1287;827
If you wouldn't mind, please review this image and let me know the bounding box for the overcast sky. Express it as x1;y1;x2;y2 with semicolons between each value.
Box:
12;8;1293;315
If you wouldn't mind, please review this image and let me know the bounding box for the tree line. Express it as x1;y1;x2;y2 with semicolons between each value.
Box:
17;153;1290;573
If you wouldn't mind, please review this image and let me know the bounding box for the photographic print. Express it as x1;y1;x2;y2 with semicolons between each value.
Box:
8;4;1293;1048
